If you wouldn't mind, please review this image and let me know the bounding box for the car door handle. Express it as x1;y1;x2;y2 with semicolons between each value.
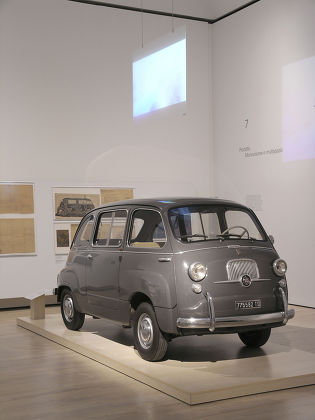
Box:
158;257;172;262
87;254;93;260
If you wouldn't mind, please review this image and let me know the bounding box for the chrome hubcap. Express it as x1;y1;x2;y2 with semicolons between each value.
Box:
63;295;74;322
137;313;154;349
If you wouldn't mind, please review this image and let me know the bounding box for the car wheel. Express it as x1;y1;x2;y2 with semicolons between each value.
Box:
61;289;85;330
238;328;271;347
133;302;168;361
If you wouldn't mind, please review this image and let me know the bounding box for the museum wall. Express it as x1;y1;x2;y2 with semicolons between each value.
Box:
0;0;213;298
212;0;315;307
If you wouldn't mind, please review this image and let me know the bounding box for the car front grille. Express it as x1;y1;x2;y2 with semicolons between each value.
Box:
226;259;259;281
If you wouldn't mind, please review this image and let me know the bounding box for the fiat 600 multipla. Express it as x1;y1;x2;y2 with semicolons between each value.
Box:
55;198;294;361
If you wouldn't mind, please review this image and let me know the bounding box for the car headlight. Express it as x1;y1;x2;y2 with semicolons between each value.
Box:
273;259;287;277
188;262;207;281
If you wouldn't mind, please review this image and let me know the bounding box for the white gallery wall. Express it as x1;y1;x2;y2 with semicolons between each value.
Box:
212;0;315;307
1;0;314;308
0;0;213;298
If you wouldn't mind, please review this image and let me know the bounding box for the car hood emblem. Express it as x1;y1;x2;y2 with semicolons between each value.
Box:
241;274;252;287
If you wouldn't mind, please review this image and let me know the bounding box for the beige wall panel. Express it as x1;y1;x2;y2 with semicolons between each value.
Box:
111;225;125;239
100;189;133;205
0;218;35;254
0;184;34;214
96;221;111;240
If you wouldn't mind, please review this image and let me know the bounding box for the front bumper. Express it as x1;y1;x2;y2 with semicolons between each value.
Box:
177;309;295;330
177;287;295;332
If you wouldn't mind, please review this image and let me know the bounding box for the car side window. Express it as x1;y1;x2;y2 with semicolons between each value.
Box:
94;212;112;246
110;210;127;246
74;215;94;247
129;209;166;248
94;210;127;247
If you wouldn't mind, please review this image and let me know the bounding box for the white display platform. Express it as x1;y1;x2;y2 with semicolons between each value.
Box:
17;314;315;405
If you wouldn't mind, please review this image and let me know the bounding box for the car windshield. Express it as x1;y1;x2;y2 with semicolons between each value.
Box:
168;205;266;243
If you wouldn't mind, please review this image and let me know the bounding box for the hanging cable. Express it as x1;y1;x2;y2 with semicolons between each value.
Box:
141;0;144;47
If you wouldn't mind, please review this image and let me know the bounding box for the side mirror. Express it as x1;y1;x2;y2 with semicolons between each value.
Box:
269;235;274;245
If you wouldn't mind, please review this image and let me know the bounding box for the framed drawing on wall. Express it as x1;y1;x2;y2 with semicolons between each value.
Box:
52;187;134;254
54;222;79;254
53;187;101;222
0;182;36;256
100;188;134;205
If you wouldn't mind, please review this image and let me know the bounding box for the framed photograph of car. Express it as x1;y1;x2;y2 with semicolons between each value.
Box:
53;188;101;222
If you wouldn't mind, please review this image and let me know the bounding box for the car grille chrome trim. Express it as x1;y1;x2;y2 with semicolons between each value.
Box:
226;258;259;281
214;278;270;284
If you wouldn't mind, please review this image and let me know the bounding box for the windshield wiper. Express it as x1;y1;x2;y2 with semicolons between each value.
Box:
219;233;257;241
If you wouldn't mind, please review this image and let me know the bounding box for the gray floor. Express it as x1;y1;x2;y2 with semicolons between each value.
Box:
1;305;315;419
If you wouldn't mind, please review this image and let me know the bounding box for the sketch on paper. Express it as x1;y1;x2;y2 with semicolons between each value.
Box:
0;183;36;256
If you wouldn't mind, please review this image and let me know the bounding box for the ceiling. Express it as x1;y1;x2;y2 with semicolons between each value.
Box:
69;0;261;23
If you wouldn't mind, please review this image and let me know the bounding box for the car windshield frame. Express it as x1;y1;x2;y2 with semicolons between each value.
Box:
168;204;267;244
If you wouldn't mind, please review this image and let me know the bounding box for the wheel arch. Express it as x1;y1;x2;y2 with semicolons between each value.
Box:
56;285;71;302
57;285;82;315
130;292;153;312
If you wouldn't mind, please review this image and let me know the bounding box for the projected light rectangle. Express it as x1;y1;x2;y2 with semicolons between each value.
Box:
133;38;186;118
282;55;315;162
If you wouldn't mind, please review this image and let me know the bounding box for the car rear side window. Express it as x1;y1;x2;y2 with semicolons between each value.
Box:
74;215;94;246
129;209;166;248
94;210;127;247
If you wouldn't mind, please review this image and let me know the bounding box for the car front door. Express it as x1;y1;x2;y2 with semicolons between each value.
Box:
118;208;177;332
66;213;95;312
86;209;129;322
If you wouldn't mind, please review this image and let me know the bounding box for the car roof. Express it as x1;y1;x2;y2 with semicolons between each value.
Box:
92;197;248;212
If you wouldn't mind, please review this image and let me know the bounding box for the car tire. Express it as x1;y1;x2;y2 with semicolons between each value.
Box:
133;302;168;361
238;328;271;347
61;289;85;331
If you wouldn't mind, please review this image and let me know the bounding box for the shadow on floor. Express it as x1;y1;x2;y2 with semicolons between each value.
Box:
81;317;299;363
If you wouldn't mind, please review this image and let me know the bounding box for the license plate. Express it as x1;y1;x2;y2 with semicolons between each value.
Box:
235;299;261;309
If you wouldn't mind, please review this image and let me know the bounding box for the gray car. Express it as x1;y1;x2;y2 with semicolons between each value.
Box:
55;198;294;361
